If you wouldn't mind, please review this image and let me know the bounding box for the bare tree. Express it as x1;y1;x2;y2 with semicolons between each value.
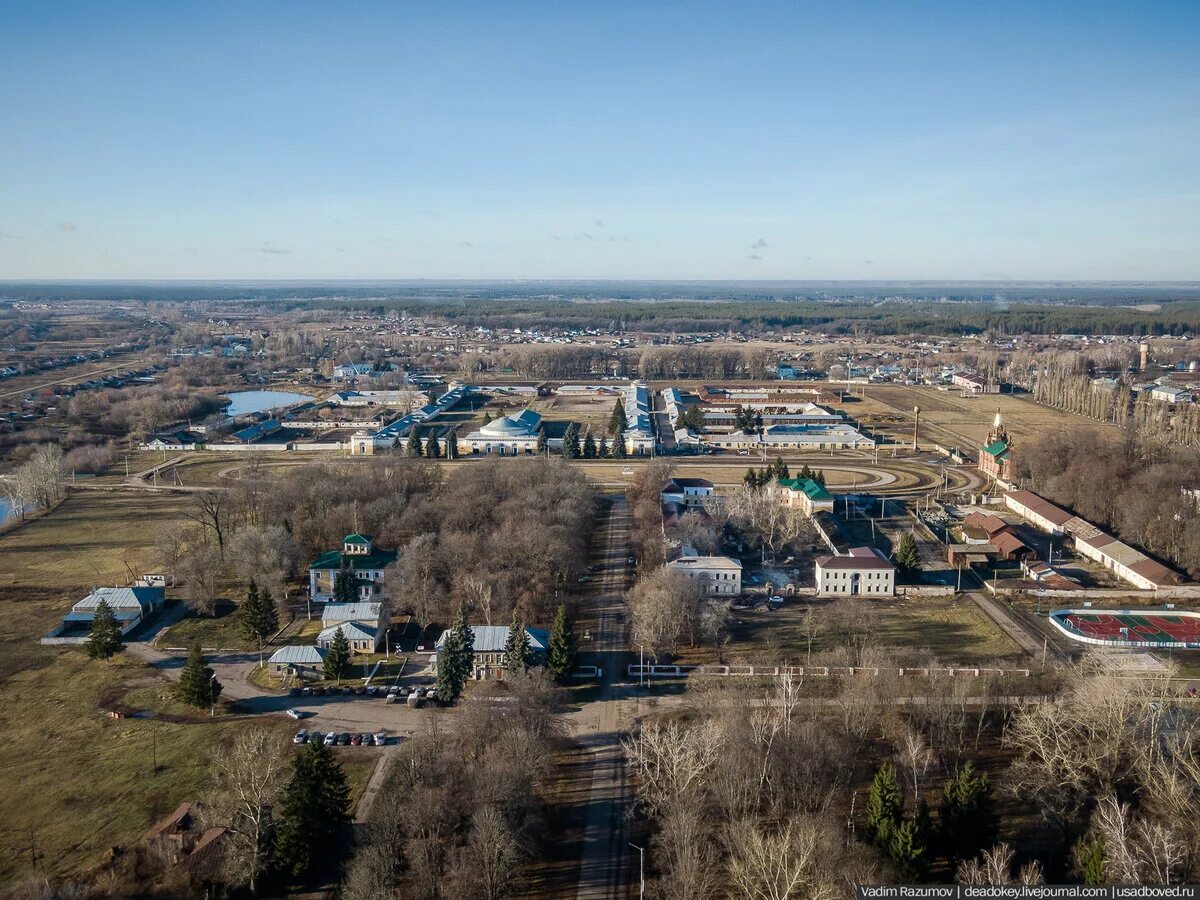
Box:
186;489;230;559
623;720;723;817
956;843;1044;886
725;817;837;900
180;544;222;616
460;806;520;900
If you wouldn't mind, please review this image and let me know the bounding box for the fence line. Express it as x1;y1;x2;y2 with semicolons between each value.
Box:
626;663;1030;679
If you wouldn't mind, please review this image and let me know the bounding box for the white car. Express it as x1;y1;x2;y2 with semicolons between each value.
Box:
286;708;304;720
621;467;634;475
293;729;308;744
373;732;387;746
323;732;337;746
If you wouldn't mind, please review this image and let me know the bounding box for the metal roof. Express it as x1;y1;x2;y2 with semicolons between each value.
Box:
435;625;549;654
268;645;327;664
320;602;382;624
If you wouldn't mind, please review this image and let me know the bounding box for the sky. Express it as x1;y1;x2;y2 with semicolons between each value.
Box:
1;1;1198;281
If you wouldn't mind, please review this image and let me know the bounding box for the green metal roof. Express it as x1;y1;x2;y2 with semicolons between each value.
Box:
981;440;1010;458
342;533;372;544
310;547;398;571
776;477;832;501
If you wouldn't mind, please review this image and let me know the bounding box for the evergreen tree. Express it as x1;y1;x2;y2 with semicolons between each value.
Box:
888;818;929;881
85;597;122;660
259;587;279;639
536;426;547;454
609;398;626;435
895;532;921;571
425;432;441;459
445;428;459;459
177;642;222;708
865;762;905;846
547;603;577;682
436;602;475;703
276;740;351;880
333;557;357;603
814;469;826;486
562;423;581;459
611;433;627;458
481;411;493;425
799;464;813;481
323;627;351;683
404;428;421;457
503;610;532;675
582;432;597;459
598;435;608;458
1074;836;1107;885
939;762;996;861
241;579;279;647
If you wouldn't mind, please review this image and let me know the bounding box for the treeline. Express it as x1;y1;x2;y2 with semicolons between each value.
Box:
1031;371;1200;449
637;346;772;379
1015;431;1200;578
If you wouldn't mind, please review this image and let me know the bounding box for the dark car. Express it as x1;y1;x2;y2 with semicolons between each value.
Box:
311;686;324;696
289;687;302;696
338;732;351;746
341;685;353;695
354;686;367;695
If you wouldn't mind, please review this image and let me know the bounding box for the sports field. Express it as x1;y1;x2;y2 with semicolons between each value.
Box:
1051;610;1200;649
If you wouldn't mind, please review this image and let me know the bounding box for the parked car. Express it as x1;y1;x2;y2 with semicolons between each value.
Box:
350;733;362;746
768;595;784;605
341;686;353;695
424;688;437;700
301;687;312;696
373;732;387;746
366;685;378;696
309;731;322;745
289;687;302;696
323;732;337;746
398;686;410;697
627;556;636;565
384;694;398;704
286;708;303;720
311;687;324;696
578;574;591;583
338;732;351;746
354;686;367;695
293;729;308;744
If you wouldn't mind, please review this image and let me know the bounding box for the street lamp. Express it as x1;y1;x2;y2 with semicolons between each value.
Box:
209;674;217;717
629;842;645;900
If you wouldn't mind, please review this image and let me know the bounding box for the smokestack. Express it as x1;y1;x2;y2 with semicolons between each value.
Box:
912;406;920;451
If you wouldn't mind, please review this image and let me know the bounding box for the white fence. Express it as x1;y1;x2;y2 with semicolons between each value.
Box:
626;663;1030;679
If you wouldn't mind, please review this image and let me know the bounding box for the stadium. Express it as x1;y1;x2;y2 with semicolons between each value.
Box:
1050;608;1200;650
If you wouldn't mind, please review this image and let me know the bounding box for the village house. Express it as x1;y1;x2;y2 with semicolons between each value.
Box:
814;547;896;597
952;371;999;394
267;644;327;677
768;477;835;516
308;534;398;602
660;477;715;508
317;601;385;652
432;624;550;679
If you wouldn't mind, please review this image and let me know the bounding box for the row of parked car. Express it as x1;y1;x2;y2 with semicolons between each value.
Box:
294;729;387;747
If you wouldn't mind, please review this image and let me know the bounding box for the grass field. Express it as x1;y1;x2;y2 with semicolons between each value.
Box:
684;595;1028;667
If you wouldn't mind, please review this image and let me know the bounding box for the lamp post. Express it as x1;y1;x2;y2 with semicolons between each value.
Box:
209;674;217;717
629;842;645;900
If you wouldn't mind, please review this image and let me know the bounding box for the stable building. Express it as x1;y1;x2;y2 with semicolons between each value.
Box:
462;408;543;455
432;625;550;679
814;547;896;597
42;585;165;644
666;552;743;596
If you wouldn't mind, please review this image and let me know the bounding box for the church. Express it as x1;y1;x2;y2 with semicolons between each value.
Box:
978;410;1013;483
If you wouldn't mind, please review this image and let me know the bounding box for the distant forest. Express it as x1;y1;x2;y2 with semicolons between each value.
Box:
4;280;1200;336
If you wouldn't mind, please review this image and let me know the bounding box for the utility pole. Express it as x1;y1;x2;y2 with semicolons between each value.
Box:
629;842;645;900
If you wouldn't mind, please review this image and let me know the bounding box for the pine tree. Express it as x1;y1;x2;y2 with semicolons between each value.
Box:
939;762;996;861
536;427;547;454
503;610;532;675
611;433;627;458
436;602;475;703
582;432;597;459
609;398;626;435
815;469;826;486
547;603;577;682
177;642;222;708
276;740;351;880
799;464;813;481
445;428;459;459
425;433;441;458
333;557;357;603
895;532;921;571
888;818;929;881
404;428;421;457
598;435;608;458
323;627;351;683
865;762;904;846
1074;836;1106;885
85;597;123;660
242;579;277;647
259;587;279;640
562;423;581;459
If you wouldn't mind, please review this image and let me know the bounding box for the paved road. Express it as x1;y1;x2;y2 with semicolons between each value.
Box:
571;496;635;900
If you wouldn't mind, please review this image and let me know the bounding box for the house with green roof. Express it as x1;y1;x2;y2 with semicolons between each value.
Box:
769;477;834;516
308;534;399;603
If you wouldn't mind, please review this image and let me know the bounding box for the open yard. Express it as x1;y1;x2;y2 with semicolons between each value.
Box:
687;595;1028;667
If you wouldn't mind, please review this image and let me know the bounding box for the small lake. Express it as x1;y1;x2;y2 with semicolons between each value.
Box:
0;497;27;528
223;390;312;417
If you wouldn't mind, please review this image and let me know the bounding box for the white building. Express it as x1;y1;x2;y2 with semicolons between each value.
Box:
951;371;998;394
661;477;715;509
620;381;656;454
667;553;742;596
814;547;896;597
706;422;874;450
1149;384;1193;404
317;621;381;653
333;362;377;380
461;408;543;455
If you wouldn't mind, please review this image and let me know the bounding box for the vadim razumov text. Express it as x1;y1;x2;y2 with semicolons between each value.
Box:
857;887;1200;900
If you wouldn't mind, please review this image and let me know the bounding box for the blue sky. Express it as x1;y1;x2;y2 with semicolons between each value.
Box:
1;1;1197;280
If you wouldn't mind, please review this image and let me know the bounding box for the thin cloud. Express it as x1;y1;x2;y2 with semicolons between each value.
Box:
258;241;291;255
608;234;631;243
58;221;77;232
458;241;478;248
593;219;605;228
0;229;20;240
750;238;768;249
575;232;596;241
747;253;763;261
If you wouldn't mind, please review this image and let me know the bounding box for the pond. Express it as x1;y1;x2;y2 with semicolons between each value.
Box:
222;390;312;417
0;497;28;528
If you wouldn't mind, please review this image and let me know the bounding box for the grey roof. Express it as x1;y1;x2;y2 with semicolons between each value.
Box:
320;602;382;625
72;586;163;613
435;625;549;654
317;622;378;643
268;645;327;665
